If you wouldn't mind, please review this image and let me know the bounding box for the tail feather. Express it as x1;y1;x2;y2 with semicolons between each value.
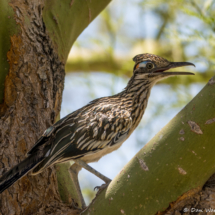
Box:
0;153;44;194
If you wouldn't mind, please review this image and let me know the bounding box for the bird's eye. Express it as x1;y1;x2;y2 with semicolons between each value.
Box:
146;62;154;70
135;61;154;70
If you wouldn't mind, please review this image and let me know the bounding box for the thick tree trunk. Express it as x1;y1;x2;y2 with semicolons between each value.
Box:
0;0;111;214
0;1;67;214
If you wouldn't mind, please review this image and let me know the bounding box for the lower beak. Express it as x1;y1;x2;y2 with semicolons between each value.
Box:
149;61;195;77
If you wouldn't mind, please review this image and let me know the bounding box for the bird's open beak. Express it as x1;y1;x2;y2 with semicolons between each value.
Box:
149;61;195;77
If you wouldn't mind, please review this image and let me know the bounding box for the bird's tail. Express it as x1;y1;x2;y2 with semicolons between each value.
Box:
0;152;44;194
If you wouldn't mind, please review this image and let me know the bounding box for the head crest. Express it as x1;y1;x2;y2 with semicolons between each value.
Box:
133;53;169;65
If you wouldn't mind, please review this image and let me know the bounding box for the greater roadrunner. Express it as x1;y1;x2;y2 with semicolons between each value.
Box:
0;53;195;208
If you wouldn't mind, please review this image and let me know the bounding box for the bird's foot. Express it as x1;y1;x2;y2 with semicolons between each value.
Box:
94;181;111;195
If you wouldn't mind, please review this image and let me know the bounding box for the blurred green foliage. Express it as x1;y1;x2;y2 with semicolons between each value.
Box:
66;0;214;84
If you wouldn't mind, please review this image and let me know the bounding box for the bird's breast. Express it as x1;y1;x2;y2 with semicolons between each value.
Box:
80;141;124;164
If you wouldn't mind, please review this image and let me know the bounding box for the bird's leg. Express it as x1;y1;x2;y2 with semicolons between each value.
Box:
69;163;86;210
74;159;111;194
74;159;111;183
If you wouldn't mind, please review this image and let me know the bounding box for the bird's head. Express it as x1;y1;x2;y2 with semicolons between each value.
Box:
133;53;195;82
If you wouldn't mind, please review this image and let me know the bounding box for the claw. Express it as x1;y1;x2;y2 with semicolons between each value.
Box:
94;185;101;191
94;181;111;195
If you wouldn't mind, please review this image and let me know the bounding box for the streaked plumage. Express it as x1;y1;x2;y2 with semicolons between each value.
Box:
30;98;133;175
0;53;195;208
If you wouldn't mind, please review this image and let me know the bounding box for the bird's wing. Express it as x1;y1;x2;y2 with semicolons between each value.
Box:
30;102;132;171
50;103;132;158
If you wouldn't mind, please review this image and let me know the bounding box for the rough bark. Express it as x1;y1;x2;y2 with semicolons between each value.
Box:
0;0;111;214
0;1;68;214
82;76;215;215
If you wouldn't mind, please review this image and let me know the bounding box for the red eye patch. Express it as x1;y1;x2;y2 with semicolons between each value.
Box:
135;63;140;69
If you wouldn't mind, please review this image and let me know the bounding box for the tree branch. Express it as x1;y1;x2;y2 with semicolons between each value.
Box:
43;0;112;61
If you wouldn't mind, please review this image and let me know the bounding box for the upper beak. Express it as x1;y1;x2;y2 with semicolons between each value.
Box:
149;61;195;77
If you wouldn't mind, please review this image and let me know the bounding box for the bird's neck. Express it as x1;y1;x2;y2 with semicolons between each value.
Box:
121;76;153;131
